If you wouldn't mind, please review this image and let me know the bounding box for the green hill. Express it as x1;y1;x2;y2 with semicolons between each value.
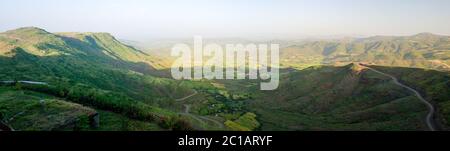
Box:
370;65;450;130
248;63;448;130
0;27;196;100
0;27;204;130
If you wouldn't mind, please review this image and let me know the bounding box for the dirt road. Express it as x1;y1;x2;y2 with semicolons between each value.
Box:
361;64;436;131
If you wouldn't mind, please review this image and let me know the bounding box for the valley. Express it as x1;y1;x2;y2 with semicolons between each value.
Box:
0;27;449;131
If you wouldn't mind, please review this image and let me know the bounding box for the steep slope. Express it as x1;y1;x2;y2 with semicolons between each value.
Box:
57;32;170;71
0;27;193;101
0;27;201;130
370;65;450;130
249;64;433;130
0;27;169;75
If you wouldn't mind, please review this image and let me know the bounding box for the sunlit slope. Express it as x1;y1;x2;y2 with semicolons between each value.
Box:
280;33;450;70
0;27;194;101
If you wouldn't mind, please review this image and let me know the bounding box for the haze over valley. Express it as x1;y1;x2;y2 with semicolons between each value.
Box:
0;27;449;131
1;0;449;131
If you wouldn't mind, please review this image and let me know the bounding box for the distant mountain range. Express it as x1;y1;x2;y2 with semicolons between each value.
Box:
280;33;450;70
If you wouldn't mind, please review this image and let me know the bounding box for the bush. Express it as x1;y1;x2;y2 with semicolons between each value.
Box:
159;115;194;131
224;112;260;131
224;120;250;131
17;83;159;122
11;82;196;130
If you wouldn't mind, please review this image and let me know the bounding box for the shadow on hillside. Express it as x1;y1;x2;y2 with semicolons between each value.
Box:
0;47;184;100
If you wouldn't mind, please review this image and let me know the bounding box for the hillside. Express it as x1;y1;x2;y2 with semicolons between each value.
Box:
0;86;166;131
0;87;97;131
0;27;196;100
370;65;450;130
248;63;439;130
280;33;450;70
0;27;204;130
127;34;450;131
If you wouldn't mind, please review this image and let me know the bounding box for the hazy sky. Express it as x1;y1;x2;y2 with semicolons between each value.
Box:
1;0;450;40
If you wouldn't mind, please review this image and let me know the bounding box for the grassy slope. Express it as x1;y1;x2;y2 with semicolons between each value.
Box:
0;27;212;130
0;27;202;105
248;64;428;130
371;66;450;130
0;87;95;130
0;86;164;131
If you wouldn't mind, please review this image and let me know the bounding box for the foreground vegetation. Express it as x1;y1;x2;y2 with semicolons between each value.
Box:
248;64;431;130
372;66;450;130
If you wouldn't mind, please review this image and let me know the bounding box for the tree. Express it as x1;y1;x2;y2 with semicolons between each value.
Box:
14;81;22;90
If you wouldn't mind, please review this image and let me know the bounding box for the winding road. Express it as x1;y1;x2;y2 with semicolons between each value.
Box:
361;64;437;131
175;90;198;102
175;90;225;129
1;81;48;85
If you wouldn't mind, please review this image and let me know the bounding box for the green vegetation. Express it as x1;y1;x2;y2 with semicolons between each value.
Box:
224;112;260;131
0;27;202;130
0;87;95;130
247;64;430;130
371;66;450;130
1;82;195;131
280;33;450;70
94;110;163;131
1;27;449;131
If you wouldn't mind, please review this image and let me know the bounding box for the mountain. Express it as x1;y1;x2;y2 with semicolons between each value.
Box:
0;27;169;73
247;63;449;130
130;33;450;71
280;33;450;70
0;27;194;99
0;27;202;130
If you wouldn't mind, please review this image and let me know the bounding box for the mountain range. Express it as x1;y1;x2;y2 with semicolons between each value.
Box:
280;33;450;70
